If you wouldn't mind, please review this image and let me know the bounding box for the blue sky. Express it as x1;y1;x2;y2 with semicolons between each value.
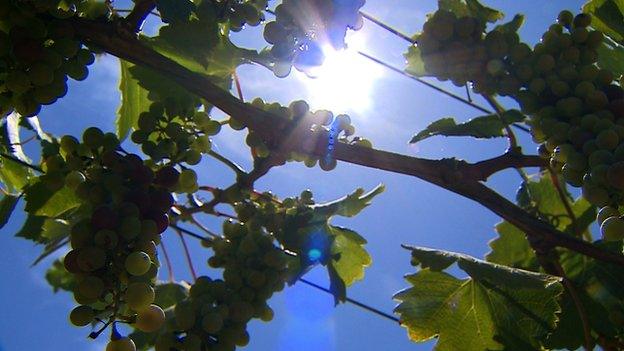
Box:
0;1;587;350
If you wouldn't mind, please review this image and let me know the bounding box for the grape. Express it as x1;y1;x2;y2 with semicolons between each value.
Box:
135;304;165;332
601;216;624;241
597;206;620;224
202;312;224;334
78;276;105;299
69;305;94;326
125;282;155;311
125;251;152;276
106;337;136;351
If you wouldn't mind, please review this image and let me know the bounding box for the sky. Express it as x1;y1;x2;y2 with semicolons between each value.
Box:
0;1;588;350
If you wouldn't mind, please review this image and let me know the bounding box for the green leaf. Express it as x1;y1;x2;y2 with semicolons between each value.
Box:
16;214;46;243
329;226;371;286
0;194;18;229
486;221;538;270
327;263;347;305
597;37;624;78
117;60;150;141
154;0;195;24
24;182;80;218
4;112;30;162
45;259;76;293
438;0;504;23
313;184;385;218
493;14;525;34
154;282;189;309
404;45;426;77
0;154;31;192
583;0;624;42
395;247;563;350
409;110;525;143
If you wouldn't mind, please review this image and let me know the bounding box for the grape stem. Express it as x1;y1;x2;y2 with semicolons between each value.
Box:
207;150;246;176
547;167;588;240
71;17;624;268
481;94;518;150
159;240;175;282
174;227;198;281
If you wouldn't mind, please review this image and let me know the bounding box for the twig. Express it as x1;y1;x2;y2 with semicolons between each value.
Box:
481;94;518;150
552;260;593;350
123;0;156;32
548;167;582;239
189;216;222;238
233;70;244;101
174;227;198;281
159;240;174;282
207;150;246;176
170;223;213;241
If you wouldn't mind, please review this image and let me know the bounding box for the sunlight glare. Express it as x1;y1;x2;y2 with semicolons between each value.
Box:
297;34;383;114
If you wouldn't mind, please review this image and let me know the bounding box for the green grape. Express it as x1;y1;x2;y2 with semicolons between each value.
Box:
178;169;198;190
202;312;224;334
174;300;196;330
597;206;620;224
135;304;165;332
125;282;155;311
601;216;624;241
69;305;94;326
125;251;152;276
106;337;136;351
78;275;105;299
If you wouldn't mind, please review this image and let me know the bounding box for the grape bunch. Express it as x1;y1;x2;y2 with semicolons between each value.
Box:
214;0;269;32
509;12;624;237
152;221;288;351
262;0;365;76
0;0;96;117
416;9;525;94
242;98;369;171
130;101;221;167
42;128;181;345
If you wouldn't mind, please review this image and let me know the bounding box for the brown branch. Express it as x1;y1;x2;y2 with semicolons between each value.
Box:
465;152;545;181
70;18;624;268
123;0;156;32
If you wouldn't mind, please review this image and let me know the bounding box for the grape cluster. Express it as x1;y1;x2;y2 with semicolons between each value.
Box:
263;0;365;76
0;1;96;117
508;12;624;239
416;10;525;93
242;98;369;171
45;128;180;340
215;0;268;32
130;101;221;167
151;222;288;351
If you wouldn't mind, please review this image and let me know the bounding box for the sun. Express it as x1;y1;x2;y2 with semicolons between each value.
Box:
295;33;383;114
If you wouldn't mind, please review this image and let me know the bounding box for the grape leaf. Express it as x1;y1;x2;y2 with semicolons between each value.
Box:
493;14;525;34
24;116;51;142
313;184;385;218
409;110;525;143
404;45;426;77
486;221;538;270
488;174;594;268
0;153;32;193
46;259;76;293
117;60;150;141
583;0;624;42
15;214;46;243
0;194;18;229
438;0;504;23
597;36;624;78
3;112;30;162
329;226;371;286
155;0;195;24
23;182;80;218
395;246;563;351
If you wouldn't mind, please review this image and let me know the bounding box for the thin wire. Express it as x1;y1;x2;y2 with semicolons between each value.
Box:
359;11;415;43
299;278;400;323
357;51;492;114
171;224;399;324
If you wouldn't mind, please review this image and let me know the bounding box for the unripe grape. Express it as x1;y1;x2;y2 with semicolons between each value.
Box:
598;206;620;224
601;216;624;241
135;304;166;332
125;282;155;311
69;305;94;326
106;337;136;351
125;251;151;276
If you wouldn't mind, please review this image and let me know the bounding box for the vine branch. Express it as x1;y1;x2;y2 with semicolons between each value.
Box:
71;18;624;268
123;0;156;32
